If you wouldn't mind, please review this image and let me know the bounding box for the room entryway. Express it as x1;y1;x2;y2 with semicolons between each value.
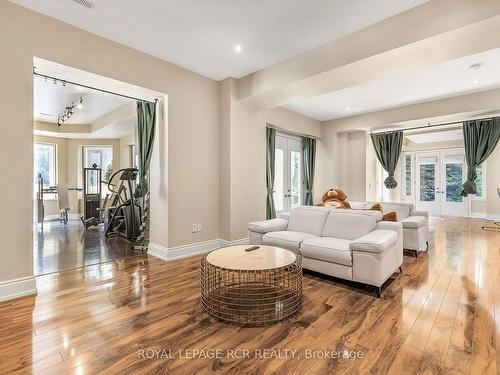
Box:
402;148;485;217
32;57;162;276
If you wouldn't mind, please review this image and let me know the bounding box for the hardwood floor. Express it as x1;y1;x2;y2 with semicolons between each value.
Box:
34;219;137;275
1;217;498;374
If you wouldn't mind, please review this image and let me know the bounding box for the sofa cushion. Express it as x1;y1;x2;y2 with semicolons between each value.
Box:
322;212;377;240
248;218;288;234
262;231;318;252
286;207;330;236
400;215;426;229
300;237;352;266
350;230;397;253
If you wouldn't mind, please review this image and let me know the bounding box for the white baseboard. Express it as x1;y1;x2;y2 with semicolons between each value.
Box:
0;276;37;302
469;212;487;219
486;214;500;221
148;238;249;262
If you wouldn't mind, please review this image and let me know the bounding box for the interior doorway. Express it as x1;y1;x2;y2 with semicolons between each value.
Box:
402;148;486;217
32;57;162;275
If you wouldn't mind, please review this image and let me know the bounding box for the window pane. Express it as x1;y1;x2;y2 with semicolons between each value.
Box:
420;163;435;201
445;163;463;202
476;163;484;198
273;149;284;212
34;143;56;199
290;151;301;209
405;155;412;196
83;146;113;197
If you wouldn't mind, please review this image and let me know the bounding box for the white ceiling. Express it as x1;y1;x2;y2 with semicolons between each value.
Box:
34;120;135;139
34;75;133;124
285;48;500;121
11;0;427;80
405;128;463;144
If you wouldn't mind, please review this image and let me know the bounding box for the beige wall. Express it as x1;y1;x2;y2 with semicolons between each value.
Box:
119;135;135;170
218;78;321;240
0;1;219;282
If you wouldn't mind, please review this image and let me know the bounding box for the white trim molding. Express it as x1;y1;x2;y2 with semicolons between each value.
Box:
0;276;37;302
486;214;500;221
148;238;249;262
469;212;487;219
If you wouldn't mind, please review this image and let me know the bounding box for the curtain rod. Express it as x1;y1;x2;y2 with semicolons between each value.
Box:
370;115;498;135
33;70;159;105
266;124;319;139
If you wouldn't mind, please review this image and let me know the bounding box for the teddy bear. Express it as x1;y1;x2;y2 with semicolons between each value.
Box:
318;188;351;209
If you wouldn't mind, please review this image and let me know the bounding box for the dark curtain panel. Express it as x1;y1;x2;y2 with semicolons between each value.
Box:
266;127;276;219
461;118;500;196
135;101;157;198
302;137;316;205
370;131;403;189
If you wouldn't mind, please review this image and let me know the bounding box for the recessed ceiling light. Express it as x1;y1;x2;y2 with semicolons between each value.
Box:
77;104;83;109
469;62;482;71
474;79;481;84
346;106;351;111
234;44;242;53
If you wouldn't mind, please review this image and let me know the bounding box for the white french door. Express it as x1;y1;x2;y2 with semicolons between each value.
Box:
274;134;303;213
407;149;468;217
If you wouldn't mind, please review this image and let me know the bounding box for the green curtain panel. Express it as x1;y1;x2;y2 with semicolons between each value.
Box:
302;137;316;205
266;127;277;219
370;131;403;189
461;117;500;196
135;101;157;198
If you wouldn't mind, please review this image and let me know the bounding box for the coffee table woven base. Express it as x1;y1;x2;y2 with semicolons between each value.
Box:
200;254;302;325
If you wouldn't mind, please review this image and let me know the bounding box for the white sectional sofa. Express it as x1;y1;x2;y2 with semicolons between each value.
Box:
349;201;429;255
248;206;403;296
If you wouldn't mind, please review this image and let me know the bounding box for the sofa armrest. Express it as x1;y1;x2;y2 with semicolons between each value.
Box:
376;221;403;252
350;230;398;254
248;218;288;234
410;210;429;220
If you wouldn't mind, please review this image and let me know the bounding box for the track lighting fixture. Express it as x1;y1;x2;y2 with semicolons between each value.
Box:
57;96;84;126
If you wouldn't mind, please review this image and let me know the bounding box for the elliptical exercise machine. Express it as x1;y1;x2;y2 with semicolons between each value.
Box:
105;168;142;240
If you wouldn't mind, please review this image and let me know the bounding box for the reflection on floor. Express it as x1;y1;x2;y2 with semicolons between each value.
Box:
34;219;137;275
3;217;497;374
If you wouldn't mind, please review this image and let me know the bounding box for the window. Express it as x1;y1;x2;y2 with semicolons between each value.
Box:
473;162;487;200
83;146;113;181
34;143;57;199
83;146;113;198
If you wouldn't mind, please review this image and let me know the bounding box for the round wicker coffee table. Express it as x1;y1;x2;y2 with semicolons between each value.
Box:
200;245;302;325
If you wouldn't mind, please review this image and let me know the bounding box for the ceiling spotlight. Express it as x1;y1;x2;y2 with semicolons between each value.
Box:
469;62;482;71
234;44;242;53
346;106;351;111
473;79;481;84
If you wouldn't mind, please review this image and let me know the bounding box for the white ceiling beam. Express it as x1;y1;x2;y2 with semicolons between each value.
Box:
237;0;500;109
322;87;500;133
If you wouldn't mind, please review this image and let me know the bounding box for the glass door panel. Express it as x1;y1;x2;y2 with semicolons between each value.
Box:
419;163;436;202
290;150;302;209
441;152;467;216
273;148;284;212
416;154;440;217
273;134;303;213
